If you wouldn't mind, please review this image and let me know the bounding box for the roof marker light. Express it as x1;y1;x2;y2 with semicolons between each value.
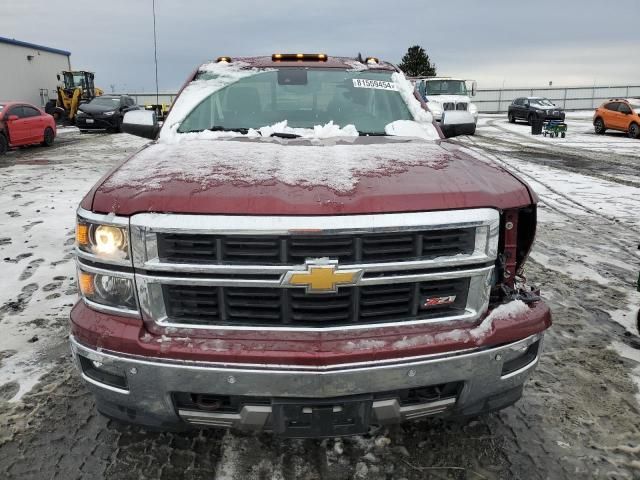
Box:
272;53;328;62
216;56;232;63
365;57;379;65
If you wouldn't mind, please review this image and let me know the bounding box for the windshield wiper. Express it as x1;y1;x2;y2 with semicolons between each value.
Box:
268;132;301;139
358;131;388;136
208;126;251;134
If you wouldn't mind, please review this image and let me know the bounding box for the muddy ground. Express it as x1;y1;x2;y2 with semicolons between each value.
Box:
0;120;639;479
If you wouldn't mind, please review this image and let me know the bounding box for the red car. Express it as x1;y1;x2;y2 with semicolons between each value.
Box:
0;101;57;155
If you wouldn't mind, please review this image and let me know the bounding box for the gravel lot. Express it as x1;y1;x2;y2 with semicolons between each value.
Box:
1;118;639;479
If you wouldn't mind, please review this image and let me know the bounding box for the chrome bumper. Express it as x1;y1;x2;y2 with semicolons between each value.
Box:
70;333;543;431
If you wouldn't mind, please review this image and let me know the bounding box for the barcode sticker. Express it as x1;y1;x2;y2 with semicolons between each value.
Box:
352;79;398;91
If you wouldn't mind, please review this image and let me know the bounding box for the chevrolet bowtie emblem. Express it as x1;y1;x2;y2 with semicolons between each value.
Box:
282;259;363;293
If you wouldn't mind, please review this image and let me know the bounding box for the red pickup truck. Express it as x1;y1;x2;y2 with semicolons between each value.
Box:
71;54;551;437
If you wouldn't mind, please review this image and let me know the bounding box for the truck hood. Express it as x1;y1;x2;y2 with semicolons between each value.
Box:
90;137;533;215
426;95;472;105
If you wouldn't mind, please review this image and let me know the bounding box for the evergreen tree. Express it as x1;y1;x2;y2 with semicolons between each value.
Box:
398;45;437;77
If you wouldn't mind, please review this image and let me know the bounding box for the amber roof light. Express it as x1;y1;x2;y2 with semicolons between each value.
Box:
272;53;328;62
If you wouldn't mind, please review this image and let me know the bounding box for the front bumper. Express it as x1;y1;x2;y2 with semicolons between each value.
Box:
76;115;119;130
71;332;544;434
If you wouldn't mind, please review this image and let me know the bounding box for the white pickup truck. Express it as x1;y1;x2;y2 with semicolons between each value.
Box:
413;77;478;136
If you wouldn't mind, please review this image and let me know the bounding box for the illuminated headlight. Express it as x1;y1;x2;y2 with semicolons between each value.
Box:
76;220;129;261
103;111;116;116
78;269;137;311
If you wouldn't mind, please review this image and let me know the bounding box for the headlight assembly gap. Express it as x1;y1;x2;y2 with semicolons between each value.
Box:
76;220;129;261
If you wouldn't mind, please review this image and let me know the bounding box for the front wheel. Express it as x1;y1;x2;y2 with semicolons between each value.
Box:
508;112;516;123
628;122;640;139
594;118;606;135
528;114;535;126
0;134;7;155
41;127;55;147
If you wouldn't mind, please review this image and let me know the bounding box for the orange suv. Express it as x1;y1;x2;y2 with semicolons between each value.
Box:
593;98;640;138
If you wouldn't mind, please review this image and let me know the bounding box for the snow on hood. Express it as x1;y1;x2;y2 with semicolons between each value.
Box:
102;138;449;194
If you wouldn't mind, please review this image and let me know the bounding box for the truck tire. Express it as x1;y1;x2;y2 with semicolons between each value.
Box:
629;122;640;139
44;100;55;115
527;114;535;126
594;118;606;135
41;127;55;147
508;112;516;123
0;134;7;155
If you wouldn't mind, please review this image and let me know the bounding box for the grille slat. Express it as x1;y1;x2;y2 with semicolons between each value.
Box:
162;278;469;327
156;228;476;265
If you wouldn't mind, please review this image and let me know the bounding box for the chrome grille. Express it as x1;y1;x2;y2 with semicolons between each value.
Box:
156;229;475;265
131;209;500;331
163;279;469;327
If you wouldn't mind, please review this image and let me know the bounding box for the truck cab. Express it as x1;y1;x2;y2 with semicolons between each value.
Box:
415;77;478;136
70;54;550;437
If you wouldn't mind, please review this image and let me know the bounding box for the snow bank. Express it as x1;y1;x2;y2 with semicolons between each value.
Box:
103;138;450;193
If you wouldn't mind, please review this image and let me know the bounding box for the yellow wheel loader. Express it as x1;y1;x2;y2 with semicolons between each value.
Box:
45;71;103;124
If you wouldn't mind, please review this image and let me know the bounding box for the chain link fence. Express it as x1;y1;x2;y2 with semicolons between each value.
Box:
473;85;640;113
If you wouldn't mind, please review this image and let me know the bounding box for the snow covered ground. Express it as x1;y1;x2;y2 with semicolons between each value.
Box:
0;124;639;479
0;131;147;402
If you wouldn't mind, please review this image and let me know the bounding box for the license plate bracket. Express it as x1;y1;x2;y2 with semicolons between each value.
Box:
272;395;373;438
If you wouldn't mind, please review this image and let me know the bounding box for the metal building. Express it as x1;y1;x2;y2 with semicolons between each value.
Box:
0;36;71;107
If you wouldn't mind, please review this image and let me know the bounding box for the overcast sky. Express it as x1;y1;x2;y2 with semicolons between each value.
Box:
2;0;639;92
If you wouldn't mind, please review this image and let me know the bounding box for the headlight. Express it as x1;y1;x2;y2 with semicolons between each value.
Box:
429;103;443;115
103;111;116;116
78;268;137;311
77;220;129;262
76;110;85;117
469;103;478;114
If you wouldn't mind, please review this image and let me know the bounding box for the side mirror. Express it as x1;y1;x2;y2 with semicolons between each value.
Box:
471;81;477;97
441;111;476;138
122;110;159;140
8;115;19;121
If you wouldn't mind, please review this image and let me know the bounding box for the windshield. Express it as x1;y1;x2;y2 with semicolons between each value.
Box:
178;69;413;135
530;98;554;107
422;80;467;96
90;97;121;107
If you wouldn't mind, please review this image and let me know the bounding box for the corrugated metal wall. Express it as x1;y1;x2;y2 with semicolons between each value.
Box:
0;42;71;107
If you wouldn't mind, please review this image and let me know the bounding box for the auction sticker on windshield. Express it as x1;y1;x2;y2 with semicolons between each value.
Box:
352;79;398;91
